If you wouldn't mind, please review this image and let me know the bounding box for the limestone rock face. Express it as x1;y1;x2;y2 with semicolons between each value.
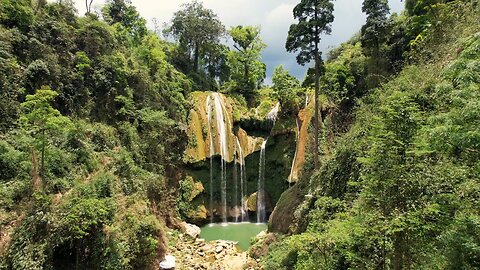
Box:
236;128;264;157
246;191;272;213
185;91;236;163
187;205;208;223
288;94;315;183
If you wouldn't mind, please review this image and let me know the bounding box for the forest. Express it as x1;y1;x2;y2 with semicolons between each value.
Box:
0;0;478;269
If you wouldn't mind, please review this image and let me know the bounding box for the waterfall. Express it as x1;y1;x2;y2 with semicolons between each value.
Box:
206;93;230;223
267;102;280;123
235;136;247;222
256;139;267;223
233;141;239;222
206;96;214;223
212;93;229;223
305;92;309;108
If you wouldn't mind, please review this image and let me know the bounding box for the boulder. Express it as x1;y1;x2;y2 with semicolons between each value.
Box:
159;255;176;269
246;191;273;212
182;222;201;239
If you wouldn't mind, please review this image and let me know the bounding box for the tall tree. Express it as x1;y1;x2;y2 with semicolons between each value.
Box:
361;0;390;86
228;25;266;102
165;1;225;73
286;0;335;169
20;86;72;181
102;0;147;43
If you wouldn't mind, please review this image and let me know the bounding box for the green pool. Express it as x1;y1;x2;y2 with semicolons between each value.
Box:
200;222;267;251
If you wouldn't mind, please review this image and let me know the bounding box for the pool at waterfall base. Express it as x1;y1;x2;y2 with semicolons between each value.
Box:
200;222;267;251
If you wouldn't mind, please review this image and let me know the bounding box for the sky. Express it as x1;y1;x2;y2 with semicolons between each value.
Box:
71;0;404;84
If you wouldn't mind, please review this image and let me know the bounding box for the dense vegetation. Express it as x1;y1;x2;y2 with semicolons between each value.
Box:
262;0;480;269
0;0;272;268
0;0;478;269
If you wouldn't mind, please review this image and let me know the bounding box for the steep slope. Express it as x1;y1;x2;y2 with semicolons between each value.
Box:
262;1;480;269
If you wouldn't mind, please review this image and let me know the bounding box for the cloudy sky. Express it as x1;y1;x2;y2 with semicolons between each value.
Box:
72;0;404;83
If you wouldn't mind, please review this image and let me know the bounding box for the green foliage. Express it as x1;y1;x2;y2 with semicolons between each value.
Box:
177;176;196;219
272;65;301;114
265;3;480;269
102;0;147;43
325;42;367;98
286;0;335;65
0;2;183;268
165;0;226;89
361;0;390;86
227;25;267;103
0;0;33;32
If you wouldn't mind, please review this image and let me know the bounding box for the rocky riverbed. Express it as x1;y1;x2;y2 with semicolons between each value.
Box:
166;228;261;270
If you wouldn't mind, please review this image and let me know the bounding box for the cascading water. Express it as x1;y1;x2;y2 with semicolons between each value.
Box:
212;93;229;223
256;103;281;223
205;93;231;223
235;136;248;222
267;102;280;123
206;96;215;223
233;141;239;222
256;139;267;223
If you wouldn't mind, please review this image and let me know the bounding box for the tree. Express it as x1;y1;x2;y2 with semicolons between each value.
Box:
20;86;72;182
286;0;335;169
361;0;390;86
86;0;93;14
102;0;147;43
228;25;266;102
165;1;225;73
272;65;300;114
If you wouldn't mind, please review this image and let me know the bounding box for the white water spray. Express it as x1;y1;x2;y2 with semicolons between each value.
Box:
205;93;231;222
256;139;267;223
206;96;214;222
267;102;280;124
235;136;248;222
212;93;229;222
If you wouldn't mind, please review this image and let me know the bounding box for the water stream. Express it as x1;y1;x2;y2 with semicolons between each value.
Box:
235;136;248;222
256;139;267;223
213;93;229;222
206;96;214;223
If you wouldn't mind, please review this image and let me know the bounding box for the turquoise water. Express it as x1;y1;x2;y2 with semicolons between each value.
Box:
200;222;267;251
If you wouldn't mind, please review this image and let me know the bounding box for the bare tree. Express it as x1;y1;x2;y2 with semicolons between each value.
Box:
86;0;94;14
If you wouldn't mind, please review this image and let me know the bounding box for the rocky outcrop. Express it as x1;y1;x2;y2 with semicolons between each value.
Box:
170;233;260;270
268;179;306;234
246;191;273;213
185;92;236;163
288;95;315;183
182;222;201;239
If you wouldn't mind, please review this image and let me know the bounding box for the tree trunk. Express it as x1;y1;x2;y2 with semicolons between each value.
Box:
41;129;45;180
314;47;320;170
86;0;93;14
313;7;320;170
393;231;405;270
193;43;199;72
244;61;249;88
31;148;42;191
